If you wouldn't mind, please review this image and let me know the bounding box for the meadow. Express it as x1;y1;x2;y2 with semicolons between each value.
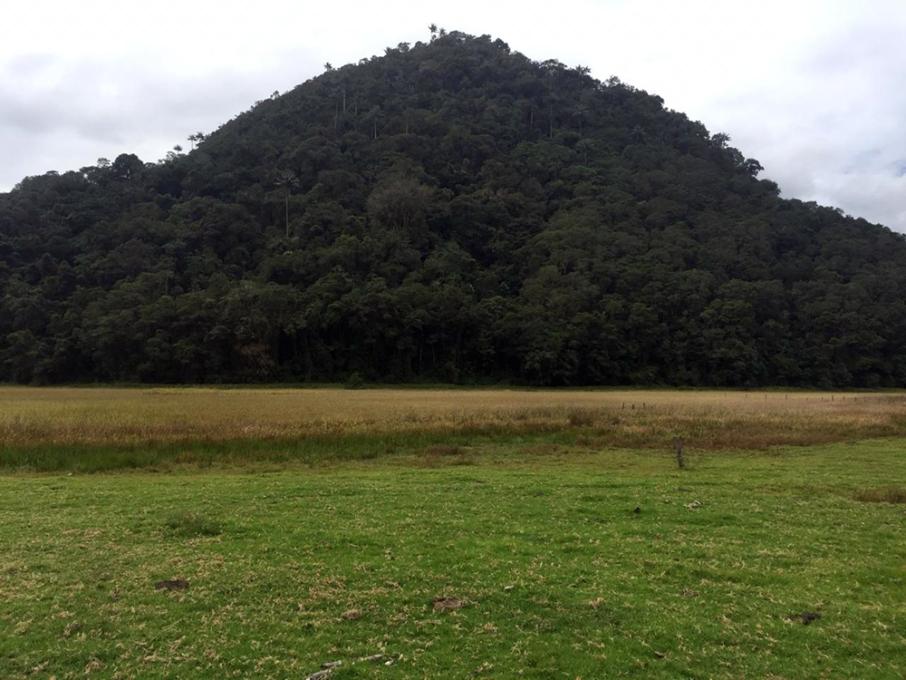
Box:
1;387;905;678
2;386;906;471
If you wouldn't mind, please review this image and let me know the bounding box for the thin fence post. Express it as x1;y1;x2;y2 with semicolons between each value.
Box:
673;437;685;470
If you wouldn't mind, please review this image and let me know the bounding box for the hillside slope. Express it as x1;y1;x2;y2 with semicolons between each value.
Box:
2;31;905;386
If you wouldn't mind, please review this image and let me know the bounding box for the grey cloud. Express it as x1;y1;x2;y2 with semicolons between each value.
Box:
691;11;906;232
1;49;319;184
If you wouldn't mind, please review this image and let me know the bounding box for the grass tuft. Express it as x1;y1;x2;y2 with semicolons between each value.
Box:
424;444;464;456
853;486;906;504
566;408;597;427
163;512;223;537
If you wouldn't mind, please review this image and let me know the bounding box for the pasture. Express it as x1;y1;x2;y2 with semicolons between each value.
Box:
1;387;905;678
2;387;906;471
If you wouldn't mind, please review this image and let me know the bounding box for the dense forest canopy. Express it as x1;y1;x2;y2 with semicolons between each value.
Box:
2;31;906;387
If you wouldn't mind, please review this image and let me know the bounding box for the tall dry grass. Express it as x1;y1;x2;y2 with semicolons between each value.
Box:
2;387;905;450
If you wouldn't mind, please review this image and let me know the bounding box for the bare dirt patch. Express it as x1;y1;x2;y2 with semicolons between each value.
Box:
432;596;464;612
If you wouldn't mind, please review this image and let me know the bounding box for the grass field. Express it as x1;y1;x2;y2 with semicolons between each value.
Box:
1;387;905;678
2;387;906;471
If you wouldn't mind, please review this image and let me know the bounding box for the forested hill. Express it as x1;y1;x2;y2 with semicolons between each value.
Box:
2;31;906;387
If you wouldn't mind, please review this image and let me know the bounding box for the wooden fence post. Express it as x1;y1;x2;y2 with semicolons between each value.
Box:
673;438;685;469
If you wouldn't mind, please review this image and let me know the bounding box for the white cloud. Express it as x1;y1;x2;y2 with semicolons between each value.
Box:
2;0;904;231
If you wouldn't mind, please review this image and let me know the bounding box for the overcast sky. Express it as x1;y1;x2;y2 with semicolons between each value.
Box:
2;0;905;231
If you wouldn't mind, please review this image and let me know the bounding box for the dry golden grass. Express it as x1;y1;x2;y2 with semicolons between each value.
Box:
2;386;906;450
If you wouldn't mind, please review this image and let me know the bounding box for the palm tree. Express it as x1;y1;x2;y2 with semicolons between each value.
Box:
275;171;300;237
187;131;206;150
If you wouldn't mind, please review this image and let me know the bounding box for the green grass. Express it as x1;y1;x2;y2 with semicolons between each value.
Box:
2;439;905;678
0;429;537;473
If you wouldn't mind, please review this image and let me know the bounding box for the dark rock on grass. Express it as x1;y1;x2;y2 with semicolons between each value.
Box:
154;578;189;591
788;611;822;625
